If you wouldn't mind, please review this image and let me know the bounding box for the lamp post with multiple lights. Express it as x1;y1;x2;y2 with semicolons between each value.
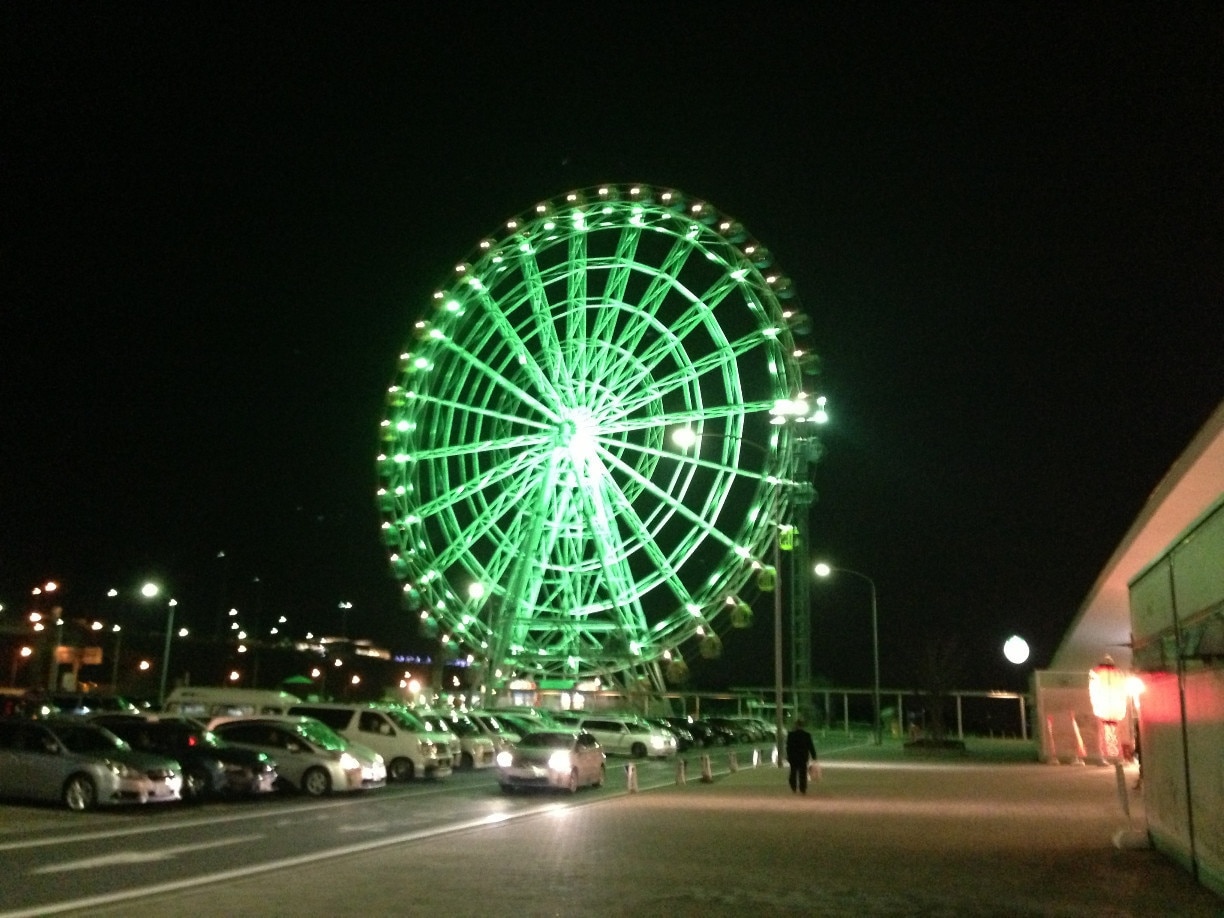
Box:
672;393;827;765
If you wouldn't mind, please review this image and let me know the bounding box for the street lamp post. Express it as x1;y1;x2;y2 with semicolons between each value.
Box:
772;486;785;766
814;563;881;745
158;598;177;706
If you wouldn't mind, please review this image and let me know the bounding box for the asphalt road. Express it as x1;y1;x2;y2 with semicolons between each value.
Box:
3;738;1222;917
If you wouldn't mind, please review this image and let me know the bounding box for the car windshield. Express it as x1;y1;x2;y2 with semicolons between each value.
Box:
297;720;347;751
50;723;128;754
519;732;573;749
418;716;450;734
447;717;477;736
384;708;425;731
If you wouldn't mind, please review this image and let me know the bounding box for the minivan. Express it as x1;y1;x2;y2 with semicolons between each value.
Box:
164;687;302;718
287;702;452;781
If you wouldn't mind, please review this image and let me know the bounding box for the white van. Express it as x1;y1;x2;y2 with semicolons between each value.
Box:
163;687;302;719
286;702;452;781
576;715;678;758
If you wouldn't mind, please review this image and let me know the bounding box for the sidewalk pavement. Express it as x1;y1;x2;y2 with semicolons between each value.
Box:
73;738;1224;918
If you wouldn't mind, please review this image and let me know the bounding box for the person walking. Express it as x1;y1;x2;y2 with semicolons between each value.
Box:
785;717;818;794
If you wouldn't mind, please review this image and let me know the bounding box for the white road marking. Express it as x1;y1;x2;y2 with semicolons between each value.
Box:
30;835;265;874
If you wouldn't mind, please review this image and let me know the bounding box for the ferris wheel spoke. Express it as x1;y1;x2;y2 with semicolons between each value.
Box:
515;242;575;400
625;328;771;419
426;335;563;425
596;447;746;560
413;451;549;558
587;235;693;382
461;282;565;410
632;278;741;371
587;457;702;616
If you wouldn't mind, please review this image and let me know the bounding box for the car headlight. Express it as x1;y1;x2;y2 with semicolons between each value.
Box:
106;760;142;779
547;751;573;771
339;752;361;770
495;750;514;768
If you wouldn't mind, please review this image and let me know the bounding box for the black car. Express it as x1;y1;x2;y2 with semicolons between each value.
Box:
91;714;278;801
647;717;695;751
666;716;723;748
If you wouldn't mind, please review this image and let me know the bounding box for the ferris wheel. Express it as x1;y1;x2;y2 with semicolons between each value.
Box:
377;183;819;696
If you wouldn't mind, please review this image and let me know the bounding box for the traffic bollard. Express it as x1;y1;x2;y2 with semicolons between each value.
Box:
728;749;738;772
675;758;686;785
625;762;638;792
700;754;713;783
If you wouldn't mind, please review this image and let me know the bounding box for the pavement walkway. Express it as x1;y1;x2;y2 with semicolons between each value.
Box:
68;737;1224;917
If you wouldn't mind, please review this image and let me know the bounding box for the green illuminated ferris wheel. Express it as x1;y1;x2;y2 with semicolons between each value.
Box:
378;183;819;697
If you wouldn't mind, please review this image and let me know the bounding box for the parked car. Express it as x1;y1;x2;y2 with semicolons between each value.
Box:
209;715;385;796
0;717;181;811
496;730;606;793
666;716;722;747
417;711;495;770
704;717;757;744
492;710;565;739
433;711;499;767
91;714;277;801
164;687;302;718
646;716;695;751
286;703;452;782
46;692;140;716
465;711;524;752
575;715;678;758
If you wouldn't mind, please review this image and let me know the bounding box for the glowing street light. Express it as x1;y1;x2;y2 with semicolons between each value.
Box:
1003;635;1030;665
814;562;881;745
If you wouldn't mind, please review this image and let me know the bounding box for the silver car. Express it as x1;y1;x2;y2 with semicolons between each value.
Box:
209;715;386;796
0;718;182;811
496;730;606;793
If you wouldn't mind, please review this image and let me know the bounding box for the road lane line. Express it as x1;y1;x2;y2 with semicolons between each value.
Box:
0;802;571;918
30;835;266;874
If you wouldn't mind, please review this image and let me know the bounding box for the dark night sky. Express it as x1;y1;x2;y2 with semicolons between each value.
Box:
3;4;1221;692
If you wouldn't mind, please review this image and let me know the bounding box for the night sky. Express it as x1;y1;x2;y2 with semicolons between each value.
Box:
4;5;1221;693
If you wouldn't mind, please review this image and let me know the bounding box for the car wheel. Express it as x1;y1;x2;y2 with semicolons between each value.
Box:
630;742;648;758
593;764;605;788
63;774;97;812
389;757;414;782
183;767;212;802
566;768;579;793
301;766;331;797
499;783;515;794
461;752;474;770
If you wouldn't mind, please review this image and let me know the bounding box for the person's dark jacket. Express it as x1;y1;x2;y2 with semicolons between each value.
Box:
786;727;817;765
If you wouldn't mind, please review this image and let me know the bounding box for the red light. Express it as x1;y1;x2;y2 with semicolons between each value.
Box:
188;735;197;746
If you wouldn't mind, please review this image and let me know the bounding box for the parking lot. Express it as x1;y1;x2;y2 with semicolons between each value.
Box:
6;737;1221;917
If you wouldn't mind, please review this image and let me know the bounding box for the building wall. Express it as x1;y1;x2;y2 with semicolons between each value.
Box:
1129;498;1224;897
